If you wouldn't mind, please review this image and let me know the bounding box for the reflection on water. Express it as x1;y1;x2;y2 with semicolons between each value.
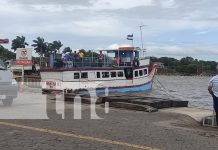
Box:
150;75;213;110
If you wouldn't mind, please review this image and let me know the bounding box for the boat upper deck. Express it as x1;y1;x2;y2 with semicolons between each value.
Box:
41;56;151;72
41;47;150;71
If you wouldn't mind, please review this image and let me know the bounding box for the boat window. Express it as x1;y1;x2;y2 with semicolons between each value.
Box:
81;72;88;79
111;72;116;78
118;71;124;77
74;73;80;79
97;72;101;78
135;71;138;77
144;69;148;75
139;70;143;76
102;72;109;78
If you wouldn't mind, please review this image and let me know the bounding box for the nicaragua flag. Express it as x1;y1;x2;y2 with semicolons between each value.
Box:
127;34;133;40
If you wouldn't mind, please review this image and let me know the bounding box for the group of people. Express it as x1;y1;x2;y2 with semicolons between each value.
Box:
61;51;85;68
62;51;83;62
53;50;104;69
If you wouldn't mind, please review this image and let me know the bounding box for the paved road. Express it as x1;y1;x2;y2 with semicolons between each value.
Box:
0;91;218;150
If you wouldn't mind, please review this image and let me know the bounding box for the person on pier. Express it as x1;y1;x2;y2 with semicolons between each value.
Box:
208;65;218;126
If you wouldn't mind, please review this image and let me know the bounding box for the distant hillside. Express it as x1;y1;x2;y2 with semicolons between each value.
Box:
0;45;16;60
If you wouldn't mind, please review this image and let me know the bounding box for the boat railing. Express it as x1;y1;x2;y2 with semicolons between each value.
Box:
6;56;150;70
50;56;134;69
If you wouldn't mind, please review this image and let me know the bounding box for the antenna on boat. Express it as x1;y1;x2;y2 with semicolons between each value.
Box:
139;25;145;49
139;25;146;57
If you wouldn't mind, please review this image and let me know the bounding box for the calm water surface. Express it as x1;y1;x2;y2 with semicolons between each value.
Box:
149;75;213;110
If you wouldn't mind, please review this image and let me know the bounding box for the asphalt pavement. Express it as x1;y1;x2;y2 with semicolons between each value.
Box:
0;90;218;150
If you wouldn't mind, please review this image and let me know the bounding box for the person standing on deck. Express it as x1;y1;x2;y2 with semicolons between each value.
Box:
208;65;218;125
98;50;104;67
78;51;84;67
73;51;78;67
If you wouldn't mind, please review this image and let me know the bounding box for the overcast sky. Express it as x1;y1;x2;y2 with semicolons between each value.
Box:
0;0;218;60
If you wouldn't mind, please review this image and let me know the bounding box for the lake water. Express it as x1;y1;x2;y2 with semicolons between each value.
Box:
149;75;213;110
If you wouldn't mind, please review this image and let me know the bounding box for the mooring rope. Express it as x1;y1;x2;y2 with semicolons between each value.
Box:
153;76;175;99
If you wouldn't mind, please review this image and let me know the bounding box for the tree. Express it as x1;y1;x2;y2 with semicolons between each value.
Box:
32;37;48;57
180;57;194;65
158;57;178;69
186;64;198;74
0;45;16;60
85;50;99;58
63;47;72;53
46;40;63;55
11;36;29;51
52;40;63;54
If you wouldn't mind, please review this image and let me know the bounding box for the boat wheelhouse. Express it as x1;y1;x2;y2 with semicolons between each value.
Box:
40;47;157;94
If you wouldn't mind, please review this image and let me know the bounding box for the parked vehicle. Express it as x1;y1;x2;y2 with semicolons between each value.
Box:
0;59;18;106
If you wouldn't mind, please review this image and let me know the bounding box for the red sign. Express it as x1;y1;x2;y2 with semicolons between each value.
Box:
46;81;56;88
16;60;32;65
0;39;9;44
16;48;32;65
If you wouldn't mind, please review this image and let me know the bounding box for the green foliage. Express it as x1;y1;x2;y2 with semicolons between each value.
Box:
32;38;63;57
49;40;63;54
151;56;218;75
0;45;16;60
63;47;72;53
32;37;48;57
11;36;29;51
85;50;99;58
180;57;194;65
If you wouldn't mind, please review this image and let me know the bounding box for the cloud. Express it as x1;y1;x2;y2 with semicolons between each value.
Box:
106;42;218;61
195;30;210;35
6;0;93;6
146;43;218;59
92;0;154;10
1;0;218;60
107;44;119;49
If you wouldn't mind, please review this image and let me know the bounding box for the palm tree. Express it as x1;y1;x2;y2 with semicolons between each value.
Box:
52;40;63;54
47;40;63;55
32;37;48;67
32;37;48;57
11;36;29;51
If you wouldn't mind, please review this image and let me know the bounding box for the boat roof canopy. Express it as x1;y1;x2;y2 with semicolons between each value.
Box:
96;47;141;53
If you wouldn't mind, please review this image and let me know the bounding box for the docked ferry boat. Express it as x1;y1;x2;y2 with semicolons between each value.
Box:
40;47;157;94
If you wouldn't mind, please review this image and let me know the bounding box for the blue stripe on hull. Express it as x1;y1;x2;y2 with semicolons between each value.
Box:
80;82;153;94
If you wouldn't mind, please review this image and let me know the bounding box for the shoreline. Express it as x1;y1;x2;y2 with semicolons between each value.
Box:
156;73;215;77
